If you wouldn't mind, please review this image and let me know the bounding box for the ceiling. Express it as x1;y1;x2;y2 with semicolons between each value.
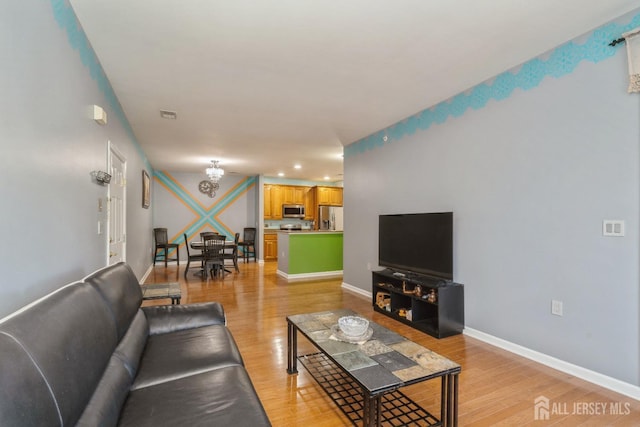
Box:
69;0;640;181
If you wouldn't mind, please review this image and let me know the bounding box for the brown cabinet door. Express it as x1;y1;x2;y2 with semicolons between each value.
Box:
304;187;315;220
282;186;294;204
264;185;272;218
330;187;343;206
316;187;343;206
317;187;329;205
271;186;283;219
264;234;278;260
293;187;305;204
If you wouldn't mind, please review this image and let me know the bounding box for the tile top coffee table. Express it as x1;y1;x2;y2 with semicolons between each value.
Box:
140;282;181;305
287;308;460;427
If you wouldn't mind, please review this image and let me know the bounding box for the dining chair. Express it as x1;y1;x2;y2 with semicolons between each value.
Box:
183;233;204;278
153;228;180;267
238;227;256;263
222;232;240;272
200;231;218;240
202;234;226;279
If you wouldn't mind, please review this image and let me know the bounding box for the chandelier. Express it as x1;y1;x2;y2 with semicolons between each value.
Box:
198;160;224;198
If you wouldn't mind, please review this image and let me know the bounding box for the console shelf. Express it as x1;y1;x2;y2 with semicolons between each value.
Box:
372;269;464;339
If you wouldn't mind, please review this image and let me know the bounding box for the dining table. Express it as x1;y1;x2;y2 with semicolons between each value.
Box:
190;239;237;275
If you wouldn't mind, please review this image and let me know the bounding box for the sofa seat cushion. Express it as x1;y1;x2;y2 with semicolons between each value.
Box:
118;365;271;427
131;324;243;390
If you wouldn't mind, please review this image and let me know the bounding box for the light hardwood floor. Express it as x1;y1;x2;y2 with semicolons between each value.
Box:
144;262;640;426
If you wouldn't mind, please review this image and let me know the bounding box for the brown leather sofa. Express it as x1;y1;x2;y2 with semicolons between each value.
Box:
0;262;271;426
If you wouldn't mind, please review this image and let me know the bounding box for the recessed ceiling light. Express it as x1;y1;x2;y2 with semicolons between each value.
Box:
160;110;177;120
294;164;302;169
278;172;285;177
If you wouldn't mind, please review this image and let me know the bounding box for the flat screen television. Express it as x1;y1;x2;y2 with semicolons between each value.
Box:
378;212;453;280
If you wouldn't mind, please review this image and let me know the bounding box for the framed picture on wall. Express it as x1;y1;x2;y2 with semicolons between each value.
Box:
142;170;150;209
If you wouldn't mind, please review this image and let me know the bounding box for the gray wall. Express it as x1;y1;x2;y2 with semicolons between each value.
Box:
0;1;153;317
343;20;640;385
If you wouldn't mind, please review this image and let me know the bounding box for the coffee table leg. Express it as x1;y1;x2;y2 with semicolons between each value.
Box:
441;374;448;426
441;372;459;427
450;373;459;427
362;393;380;427
287;320;298;374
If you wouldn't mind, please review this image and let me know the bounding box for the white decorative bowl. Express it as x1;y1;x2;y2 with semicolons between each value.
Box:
338;316;369;338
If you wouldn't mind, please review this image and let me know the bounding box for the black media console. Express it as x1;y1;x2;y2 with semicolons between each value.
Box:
372;269;464;339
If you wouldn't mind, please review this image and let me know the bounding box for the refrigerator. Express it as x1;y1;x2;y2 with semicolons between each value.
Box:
318;206;343;231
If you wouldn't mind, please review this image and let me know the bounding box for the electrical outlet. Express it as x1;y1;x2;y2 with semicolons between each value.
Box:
603;220;625;237
551;300;563;316
367;262;372;271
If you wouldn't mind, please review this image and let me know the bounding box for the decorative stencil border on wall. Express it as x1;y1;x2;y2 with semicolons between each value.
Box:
154;172;256;248
50;0;151;170
345;12;640;158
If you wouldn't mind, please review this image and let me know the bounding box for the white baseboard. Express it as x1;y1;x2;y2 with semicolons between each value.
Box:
276;270;343;281
337;282;639;401
341;282;371;298
140;265;153;284
463;327;640;401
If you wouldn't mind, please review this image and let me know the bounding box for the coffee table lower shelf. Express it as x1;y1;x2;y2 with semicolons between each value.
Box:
298;352;441;427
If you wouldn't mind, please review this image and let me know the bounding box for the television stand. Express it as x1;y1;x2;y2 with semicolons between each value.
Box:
372;269;464;339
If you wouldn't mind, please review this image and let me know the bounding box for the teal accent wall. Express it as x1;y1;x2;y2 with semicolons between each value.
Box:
152;172;257;260
289;234;343;274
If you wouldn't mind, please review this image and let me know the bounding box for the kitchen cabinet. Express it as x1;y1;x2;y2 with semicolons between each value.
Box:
316;186;343;206
264;185;283;219
282;186;305;205
265;185;310;219
304;187;315;220
271;186;283;218
265;184;341;222
264;232;278;260
264;185;273;218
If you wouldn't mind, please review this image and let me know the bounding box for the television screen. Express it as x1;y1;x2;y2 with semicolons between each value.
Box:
378;212;453;280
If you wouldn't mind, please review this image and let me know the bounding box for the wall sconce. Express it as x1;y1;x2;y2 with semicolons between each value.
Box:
92;170;112;185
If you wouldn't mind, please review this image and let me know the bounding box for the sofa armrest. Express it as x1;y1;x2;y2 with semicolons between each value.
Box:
141;302;226;335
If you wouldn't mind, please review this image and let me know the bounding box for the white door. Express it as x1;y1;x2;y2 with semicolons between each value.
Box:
108;142;126;265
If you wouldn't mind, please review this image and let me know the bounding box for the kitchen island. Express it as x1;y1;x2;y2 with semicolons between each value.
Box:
276;230;343;280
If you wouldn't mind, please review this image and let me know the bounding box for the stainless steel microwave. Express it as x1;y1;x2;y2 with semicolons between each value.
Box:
282;204;305;218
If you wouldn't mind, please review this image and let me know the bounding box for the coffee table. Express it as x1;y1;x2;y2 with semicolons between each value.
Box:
287;309;460;427
140;282;181;304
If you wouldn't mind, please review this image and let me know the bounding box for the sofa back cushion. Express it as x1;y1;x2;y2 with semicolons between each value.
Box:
84;262;142;341
0;282;118;426
76;310;149;427
0;333;62;425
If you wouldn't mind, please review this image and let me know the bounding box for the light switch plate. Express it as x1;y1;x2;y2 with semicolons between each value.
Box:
551;300;563;316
